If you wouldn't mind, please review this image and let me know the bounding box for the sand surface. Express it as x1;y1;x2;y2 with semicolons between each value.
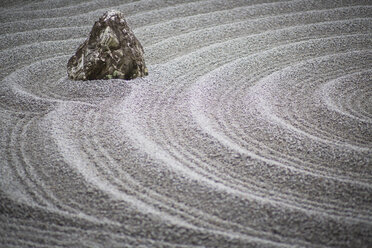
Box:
0;0;371;247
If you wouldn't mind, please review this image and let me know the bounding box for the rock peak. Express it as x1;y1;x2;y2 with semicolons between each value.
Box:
103;10;123;21
67;10;148;81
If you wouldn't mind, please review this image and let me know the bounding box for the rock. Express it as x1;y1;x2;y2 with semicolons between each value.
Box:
67;10;148;80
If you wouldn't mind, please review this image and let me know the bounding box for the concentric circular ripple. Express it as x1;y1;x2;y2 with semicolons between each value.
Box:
0;0;371;247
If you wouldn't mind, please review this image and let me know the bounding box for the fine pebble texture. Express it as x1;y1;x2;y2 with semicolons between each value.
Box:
0;1;371;247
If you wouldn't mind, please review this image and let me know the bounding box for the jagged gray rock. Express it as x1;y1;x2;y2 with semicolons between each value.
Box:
67;10;148;80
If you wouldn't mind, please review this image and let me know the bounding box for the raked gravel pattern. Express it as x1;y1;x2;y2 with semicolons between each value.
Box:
0;0;371;247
